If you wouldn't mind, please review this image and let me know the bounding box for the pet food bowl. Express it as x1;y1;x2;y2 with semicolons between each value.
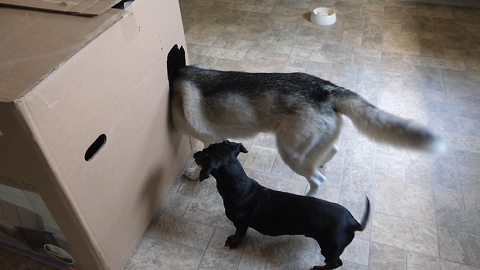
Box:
310;7;336;26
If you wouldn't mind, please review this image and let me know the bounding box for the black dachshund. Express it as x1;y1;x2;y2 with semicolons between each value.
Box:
193;140;370;270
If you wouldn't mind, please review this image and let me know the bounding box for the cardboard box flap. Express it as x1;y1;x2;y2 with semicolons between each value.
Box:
0;0;123;16
0;7;127;103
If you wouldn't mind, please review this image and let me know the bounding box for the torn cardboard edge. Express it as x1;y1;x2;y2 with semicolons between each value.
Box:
0;0;123;16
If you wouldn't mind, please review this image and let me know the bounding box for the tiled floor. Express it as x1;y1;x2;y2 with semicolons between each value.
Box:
3;0;480;269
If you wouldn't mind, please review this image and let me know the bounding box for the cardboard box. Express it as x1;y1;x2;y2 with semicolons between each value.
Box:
0;0;192;269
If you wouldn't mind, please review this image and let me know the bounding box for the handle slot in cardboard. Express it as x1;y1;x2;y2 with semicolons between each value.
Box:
85;134;107;161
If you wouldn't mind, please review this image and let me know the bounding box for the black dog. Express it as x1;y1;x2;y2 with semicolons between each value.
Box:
193;140;370;270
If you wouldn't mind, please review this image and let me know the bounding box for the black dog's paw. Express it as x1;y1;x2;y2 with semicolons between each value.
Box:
310;259;343;270
225;234;243;249
310;265;332;270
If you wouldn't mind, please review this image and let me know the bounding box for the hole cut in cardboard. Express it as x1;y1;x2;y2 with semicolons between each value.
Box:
85;134;107;161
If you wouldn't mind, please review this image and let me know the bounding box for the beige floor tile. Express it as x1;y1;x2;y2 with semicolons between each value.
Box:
354;54;382;70
437;208;480;235
215;58;242;70
270;153;297;180
252;132;276;148
422;56;466;70
407;252;440;270
369;243;406;270
441;260;480;270
435;189;465;211
310;44;339;63
305;60;326;76
206;47;247;61
344;148;375;171
240;50;289;72
371;213;438;256
158;192;193;217
245;169;306;195
384;28;421;55
403;64;444;91
171;219;215;250
342;30;363;47
266;20;303;39
438;227;480;268
322;63;358;87
460;177;480;213
340;128;376;152
198;228;245;270
237;235;322;270
243;144;277;173
374;178;436;224
466;60;480;80
342;238;370;266
362;18;383;50
184;198;233;230
405;152;460;192
125;237;204;270
374;152;405;180
381;70;403;87
354;79;380;104
357;67;381;82
145;214;182;241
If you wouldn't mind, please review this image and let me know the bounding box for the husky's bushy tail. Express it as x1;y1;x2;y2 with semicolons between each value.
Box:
332;87;447;154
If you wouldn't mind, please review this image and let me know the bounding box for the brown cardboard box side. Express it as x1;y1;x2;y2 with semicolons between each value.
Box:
0;0;191;269
0;6;125;102
0;0;123;16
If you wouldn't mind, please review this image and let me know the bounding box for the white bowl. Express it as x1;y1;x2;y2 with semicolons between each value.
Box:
310;7;336;26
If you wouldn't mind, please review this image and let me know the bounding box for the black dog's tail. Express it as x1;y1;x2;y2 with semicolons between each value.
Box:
167;44;186;83
356;196;370;231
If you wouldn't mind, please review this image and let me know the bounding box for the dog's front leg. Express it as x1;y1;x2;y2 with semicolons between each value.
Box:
305;170;327;197
225;225;248;249
310;258;343;270
185;165;201;180
185;139;216;180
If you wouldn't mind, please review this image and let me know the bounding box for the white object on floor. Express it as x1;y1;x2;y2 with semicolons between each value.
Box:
310;7;336;26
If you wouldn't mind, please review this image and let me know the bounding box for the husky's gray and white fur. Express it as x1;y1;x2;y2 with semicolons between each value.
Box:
168;45;446;197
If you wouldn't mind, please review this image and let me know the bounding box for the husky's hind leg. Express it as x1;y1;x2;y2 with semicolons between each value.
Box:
276;115;342;197
277;139;331;197
319;144;339;168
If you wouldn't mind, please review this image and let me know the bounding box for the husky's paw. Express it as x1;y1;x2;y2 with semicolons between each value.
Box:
306;184;323;197
184;166;200;181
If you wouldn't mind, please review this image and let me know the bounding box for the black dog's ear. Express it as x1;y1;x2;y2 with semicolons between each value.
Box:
237;143;248;154
198;154;220;182
223;140;248;155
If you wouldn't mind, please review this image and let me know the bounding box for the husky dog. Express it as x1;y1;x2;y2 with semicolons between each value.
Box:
167;45;446;197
